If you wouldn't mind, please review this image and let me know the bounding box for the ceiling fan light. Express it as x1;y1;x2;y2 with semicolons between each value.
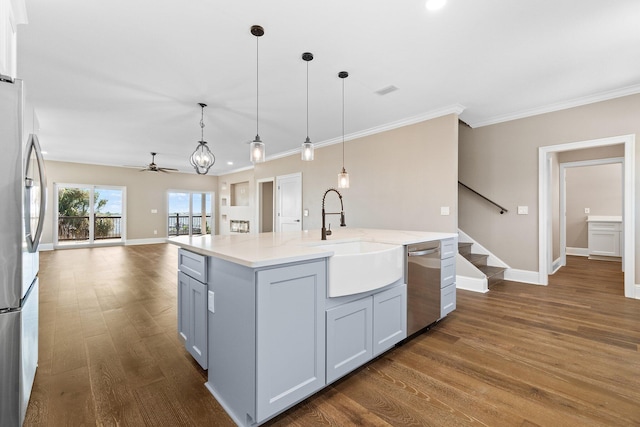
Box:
190;141;215;174
301;137;314;161
250;135;265;163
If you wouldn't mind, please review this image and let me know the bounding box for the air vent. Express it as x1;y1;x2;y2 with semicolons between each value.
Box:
375;85;399;96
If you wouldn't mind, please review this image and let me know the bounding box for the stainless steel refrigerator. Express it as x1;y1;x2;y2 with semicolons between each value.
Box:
0;78;47;426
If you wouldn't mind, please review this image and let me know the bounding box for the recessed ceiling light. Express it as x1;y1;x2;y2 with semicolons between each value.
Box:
227;161;233;165
375;85;399;96
425;0;446;11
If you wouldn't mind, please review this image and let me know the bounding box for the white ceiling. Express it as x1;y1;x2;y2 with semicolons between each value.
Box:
17;0;640;175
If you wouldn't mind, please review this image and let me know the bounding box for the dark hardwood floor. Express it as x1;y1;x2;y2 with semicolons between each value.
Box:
26;245;639;426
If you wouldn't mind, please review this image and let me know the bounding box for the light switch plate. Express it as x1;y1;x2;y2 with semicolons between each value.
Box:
440;206;450;216
151;209;158;214
584;208;590;214
517;206;528;215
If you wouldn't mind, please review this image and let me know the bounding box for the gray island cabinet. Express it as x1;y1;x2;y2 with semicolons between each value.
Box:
171;228;457;426
206;257;327;426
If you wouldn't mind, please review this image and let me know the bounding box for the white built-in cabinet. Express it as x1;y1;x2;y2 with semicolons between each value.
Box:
177;249;208;369
587;216;622;259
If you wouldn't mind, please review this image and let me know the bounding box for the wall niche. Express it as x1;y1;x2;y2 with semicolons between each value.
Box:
230;181;250;207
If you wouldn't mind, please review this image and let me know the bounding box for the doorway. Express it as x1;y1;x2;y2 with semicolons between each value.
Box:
558;158;623;270
538;134;636;298
54;184;126;247
257;179;274;233
167;191;214;236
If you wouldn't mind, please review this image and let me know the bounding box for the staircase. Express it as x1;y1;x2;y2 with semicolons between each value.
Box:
458;242;506;287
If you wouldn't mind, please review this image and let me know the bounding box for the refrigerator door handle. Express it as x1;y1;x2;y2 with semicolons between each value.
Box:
24;134;47;253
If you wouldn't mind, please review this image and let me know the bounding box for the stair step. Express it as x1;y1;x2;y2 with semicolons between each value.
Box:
458;242;473;256
466;253;488;267
478;265;506;287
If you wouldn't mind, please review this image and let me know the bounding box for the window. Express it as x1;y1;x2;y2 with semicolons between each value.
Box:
168;191;214;236
55;184;126;247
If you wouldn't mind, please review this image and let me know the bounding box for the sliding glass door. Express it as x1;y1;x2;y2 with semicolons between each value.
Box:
55;184;126;247
168;191;213;236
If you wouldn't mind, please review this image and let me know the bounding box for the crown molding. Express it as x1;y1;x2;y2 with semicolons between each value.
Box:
467;84;640;128
266;104;467;163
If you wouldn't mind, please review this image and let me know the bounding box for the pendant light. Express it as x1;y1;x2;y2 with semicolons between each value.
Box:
338;71;349;188
301;52;314;161
250;25;265;163
190;103;215;175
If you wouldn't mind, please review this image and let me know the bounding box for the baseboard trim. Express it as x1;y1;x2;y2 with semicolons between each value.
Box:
456;275;488;293
551;257;563;274
566;247;589;257
635;284;640;300
125;238;168;246
504;269;543;285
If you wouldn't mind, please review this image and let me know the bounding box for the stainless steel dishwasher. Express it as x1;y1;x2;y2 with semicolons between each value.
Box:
406;241;441;336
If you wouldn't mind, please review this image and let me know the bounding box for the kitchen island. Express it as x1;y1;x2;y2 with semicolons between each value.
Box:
170;228;457;427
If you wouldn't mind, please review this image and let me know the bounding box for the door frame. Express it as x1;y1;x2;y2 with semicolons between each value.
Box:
538;134;636;298
558;157;624;269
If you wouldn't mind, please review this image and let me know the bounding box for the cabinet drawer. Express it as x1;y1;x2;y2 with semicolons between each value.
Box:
441;283;456;317
441;256;455;288
178;249;207;282
440;238;456;259
589;222;621;232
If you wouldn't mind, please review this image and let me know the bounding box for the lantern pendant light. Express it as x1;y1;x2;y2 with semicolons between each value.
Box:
338;71;349;188
301;52;314;161
250;25;266;163
190;103;215;175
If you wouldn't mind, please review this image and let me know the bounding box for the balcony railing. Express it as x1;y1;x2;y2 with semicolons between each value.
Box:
58;215;122;241
168;214;211;236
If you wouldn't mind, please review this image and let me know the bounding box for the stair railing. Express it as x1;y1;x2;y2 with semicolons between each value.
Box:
458;181;508;214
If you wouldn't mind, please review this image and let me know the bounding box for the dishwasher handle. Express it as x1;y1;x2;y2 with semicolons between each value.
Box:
408;248;439;257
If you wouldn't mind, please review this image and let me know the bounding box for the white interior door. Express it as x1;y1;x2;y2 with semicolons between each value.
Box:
276;173;302;232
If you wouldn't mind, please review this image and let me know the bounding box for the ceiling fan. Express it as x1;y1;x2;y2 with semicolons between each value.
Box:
126;152;178;173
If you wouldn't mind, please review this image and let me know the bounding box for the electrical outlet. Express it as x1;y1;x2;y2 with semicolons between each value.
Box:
151;209;158;214
440;206;450;216
208;291;215;313
584;208;590;214
153;229;158;235
517;206;528;215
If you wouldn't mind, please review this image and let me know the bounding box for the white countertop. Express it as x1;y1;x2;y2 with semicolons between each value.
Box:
168;228;457;268
587;215;622;222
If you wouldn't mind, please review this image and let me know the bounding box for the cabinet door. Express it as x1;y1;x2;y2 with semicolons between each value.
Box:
589;230;621;257
177;271;190;344
255;261;326;422
326;297;373;384
188;279;208;369
373;284;407;356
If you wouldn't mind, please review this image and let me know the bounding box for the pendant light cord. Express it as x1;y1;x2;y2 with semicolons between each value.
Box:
342;76;345;168
200;105;205;142
306;60;309;139
256;37;260;135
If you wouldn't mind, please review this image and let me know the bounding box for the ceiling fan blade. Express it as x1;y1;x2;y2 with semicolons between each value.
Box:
158;167;178;172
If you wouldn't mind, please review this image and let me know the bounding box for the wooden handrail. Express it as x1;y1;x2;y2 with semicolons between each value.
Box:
458;181;508;214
